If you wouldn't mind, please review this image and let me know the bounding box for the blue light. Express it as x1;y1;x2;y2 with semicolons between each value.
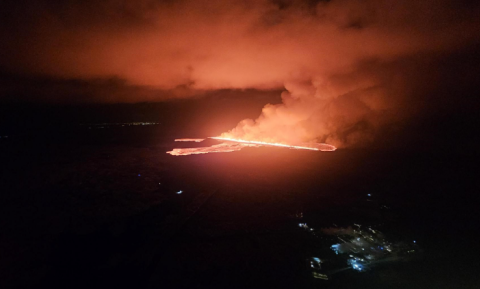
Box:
353;264;363;271
138;174;141;177
177;190;183;194
367;194;371;197
413;240;416;243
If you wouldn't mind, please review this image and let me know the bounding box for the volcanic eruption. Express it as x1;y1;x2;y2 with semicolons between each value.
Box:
1;0;478;155
167;136;336;156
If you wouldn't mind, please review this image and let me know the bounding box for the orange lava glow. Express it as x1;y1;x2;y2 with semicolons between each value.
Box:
167;142;260;156
210;137;336;151
175;138;205;142
166;137;336;156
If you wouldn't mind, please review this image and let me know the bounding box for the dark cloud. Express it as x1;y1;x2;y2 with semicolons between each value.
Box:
0;72;202;103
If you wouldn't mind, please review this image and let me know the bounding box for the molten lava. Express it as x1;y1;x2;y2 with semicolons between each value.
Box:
210;137;336;151
167;142;260;156
175;138;205;142
167;137;336;156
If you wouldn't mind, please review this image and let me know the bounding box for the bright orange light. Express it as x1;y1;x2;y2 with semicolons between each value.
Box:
210;137;336;151
175;138;205;142
167;142;257;156
166;136;336;156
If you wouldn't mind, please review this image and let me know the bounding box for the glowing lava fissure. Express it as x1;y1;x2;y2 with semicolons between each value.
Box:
175;138;205;142
167;142;259;156
210;137;334;151
166;137;336;156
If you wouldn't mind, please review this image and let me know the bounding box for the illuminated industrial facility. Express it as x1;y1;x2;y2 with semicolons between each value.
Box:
300;222;421;279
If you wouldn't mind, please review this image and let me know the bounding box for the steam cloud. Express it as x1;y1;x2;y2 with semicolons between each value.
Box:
1;0;479;146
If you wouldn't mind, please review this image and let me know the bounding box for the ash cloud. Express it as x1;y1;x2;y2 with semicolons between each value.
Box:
1;0;479;146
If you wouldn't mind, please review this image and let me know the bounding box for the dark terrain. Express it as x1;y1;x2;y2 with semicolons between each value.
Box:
0;102;479;289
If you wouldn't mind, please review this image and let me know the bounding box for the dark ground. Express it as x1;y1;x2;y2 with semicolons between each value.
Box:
0;102;479;288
